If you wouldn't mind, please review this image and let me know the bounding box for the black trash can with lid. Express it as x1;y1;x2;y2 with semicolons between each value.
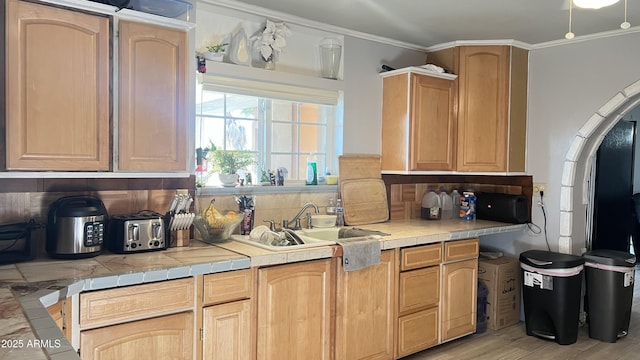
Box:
520;250;585;345
584;249;636;343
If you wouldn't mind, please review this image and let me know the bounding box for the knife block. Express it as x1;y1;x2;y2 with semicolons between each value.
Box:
171;229;190;247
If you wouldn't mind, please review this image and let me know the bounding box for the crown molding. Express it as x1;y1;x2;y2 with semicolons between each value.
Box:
531;25;640;49
425;40;533;52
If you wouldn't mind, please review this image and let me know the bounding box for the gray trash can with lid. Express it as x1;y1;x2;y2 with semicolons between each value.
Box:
584;249;636;342
520;250;584;345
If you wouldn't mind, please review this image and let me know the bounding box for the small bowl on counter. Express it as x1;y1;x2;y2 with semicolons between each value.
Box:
311;214;337;228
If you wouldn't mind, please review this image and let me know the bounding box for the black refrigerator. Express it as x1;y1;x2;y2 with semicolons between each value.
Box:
592;120;636;252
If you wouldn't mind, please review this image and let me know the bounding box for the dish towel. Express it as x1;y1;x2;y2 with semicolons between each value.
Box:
337;236;381;271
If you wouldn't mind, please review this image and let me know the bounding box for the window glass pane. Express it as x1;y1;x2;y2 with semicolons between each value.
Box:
272;100;293;122
225;118;258;151
272;123;296;153
271;154;296;178
300;124;326;153
197;91;225;116
226;94;259;120
300;104;321;124
198;117;225;150
196;85;338;182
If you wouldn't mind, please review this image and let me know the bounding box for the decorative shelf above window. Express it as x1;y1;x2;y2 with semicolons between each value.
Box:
202;60;344;94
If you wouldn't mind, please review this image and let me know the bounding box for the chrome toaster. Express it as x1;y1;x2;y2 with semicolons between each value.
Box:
108;211;167;253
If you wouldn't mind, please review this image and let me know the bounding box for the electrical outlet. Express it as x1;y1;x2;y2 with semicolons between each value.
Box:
533;183;547;196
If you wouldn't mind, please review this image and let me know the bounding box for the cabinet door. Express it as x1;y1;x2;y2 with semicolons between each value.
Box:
80;312;194;360
456;46;510;172
410;73;457;171
6;0;110;170
118;21;188;171
381;72;456;172
257;259;334;360
335;250;395;360
397;307;438;357
441;259;478;341
202;300;251;360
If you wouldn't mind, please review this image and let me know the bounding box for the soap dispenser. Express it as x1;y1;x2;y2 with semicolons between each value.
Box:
306;155;318;185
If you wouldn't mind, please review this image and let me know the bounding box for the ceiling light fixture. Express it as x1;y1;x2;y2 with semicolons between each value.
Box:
573;0;620;9
566;0;631;39
566;1;575;39
621;0;631;29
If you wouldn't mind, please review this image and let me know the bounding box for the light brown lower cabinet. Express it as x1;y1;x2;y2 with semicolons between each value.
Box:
396;244;441;358
397;307;439;357
202;300;251;360
257;258;335;360
335;250;396;360
80;311;194;360
200;269;254;360
441;258;478;341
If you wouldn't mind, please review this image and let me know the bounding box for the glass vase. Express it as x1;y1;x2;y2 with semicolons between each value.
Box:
264;57;275;70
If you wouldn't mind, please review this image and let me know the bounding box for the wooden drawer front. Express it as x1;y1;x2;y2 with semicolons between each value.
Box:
398;267;440;315
401;243;442;271
80;278;194;328
444;238;479;262
397;307;439;357
80;312;194;360
203;269;253;306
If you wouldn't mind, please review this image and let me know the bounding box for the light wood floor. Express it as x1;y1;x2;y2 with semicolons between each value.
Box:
403;267;640;360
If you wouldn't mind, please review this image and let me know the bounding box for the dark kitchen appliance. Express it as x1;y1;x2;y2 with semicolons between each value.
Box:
109;211;167;253
0;220;43;265
475;192;530;224
46;195;108;259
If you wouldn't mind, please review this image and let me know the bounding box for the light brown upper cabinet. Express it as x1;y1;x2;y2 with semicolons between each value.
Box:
4;0;190;172
118;21;189;171
428;45;528;172
5;0;110;170
381;69;457;171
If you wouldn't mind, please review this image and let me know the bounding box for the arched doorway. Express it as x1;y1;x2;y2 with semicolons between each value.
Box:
559;79;640;254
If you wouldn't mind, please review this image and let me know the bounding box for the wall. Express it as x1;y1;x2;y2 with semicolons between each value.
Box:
342;36;426;154
481;31;640;256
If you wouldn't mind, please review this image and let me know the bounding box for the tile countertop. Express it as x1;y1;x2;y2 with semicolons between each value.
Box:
0;218;525;360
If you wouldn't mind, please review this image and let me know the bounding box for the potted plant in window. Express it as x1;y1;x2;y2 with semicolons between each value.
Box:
203;42;229;62
209;146;255;187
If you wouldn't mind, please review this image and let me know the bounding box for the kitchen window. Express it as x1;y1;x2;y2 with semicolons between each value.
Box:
196;79;342;186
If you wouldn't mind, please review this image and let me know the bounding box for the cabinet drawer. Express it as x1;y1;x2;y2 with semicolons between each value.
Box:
444;238;479;262
401;243;442;270
397;307;439;357
80;278;194;328
203;269;253;306
398;266;440;315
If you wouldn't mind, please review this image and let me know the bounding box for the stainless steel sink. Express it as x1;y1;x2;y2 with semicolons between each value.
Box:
231;232;336;252
299;227;388;240
231;227;387;252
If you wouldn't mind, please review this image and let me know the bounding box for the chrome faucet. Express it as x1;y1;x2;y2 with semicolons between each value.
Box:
283;202;320;230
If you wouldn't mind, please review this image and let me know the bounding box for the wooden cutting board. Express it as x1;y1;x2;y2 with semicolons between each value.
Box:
340;179;389;225
338;154;382;181
338;154;388;225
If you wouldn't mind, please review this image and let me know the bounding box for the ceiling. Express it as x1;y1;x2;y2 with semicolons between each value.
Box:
233;0;638;48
